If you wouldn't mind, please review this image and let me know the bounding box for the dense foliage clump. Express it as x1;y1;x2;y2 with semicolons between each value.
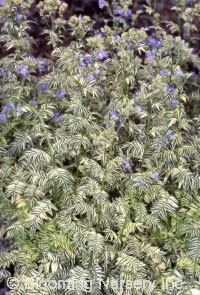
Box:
0;0;200;294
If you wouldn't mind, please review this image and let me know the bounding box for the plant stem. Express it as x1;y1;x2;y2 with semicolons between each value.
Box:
141;102;152;172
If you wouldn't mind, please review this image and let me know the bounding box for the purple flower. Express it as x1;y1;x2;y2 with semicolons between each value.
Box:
54;110;62;122
136;90;141;95
138;106;144;112
138;181;144;186
98;0;104;9
114;8;121;15
144;26;150;31
157;138;163;143
159;70;168;76
0;0;5;6
95;50;108;60
164;136;169;143
109;111;120;121
40;83;48;91
96;68;101;75
56;89;67;99
30;98;37;105
114;34;120;41
18;65;28;76
97;33;103;38
138;9;144;14
87;74;95;81
16;13;22;23
0;68;3;77
2;105;8;113
84;54;92;64
173;69;183;79
148;36;162;49
173;69;181;75
16;103;24;115
171;98;177;108
166;129;173;137
164;83;174;93
0;114;7;121
136;114;140;120
147;52;155;61
124;161;131;169
38;60;46;73
124;9;132;17
16;103;21;109
79;59;86;67
153;172;159;178
2;102;15;113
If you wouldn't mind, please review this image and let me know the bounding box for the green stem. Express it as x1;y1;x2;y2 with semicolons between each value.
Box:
29;105;55;168
141;103;152;172
106;211;129;276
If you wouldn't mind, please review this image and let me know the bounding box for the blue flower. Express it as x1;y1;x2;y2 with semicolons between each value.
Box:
164;83;174;93
84;54;92;64
98;0;104;9
166;129;173;137
30;98;37;105
153;172;159;178
18;65;28;76
159;70;168;76
95;50;108;60
124;161;131;169
136;90;141;95
39;65;45;73
138;106;144;112
97;33;103;38
114;34;120;41
114;8;121;15
54;110;62;122
40;83;48;91
2;105;8;113
2;102;15;113
16;13;22;23
56;89;67;99
148;36;162;49
109;111;120;121
164;136;169;143
87;74;95;81
79;59;86;67
0;114;7;121
173;69;183;80
171;98;177;108
124;9;132;17
38;60;46;73
147;52;155;61
96;68;101;75
16;103;24;115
